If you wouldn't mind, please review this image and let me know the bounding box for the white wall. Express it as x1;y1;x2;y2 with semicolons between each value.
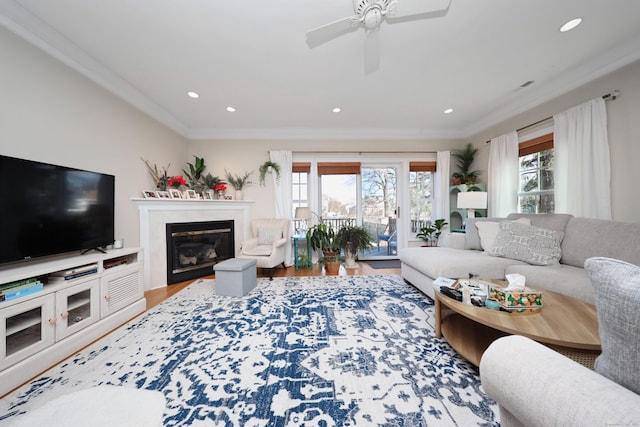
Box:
0;27;189;249
467;59;640;222
187;138;463;221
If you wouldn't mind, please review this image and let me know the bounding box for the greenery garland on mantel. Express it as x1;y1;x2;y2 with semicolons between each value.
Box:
258;161;281;186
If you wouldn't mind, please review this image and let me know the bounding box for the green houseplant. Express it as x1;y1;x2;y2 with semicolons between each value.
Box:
305;223;340;256
416;218;448;246
225;169;253;199
335;225;373;268
183;155;207;191
451;143;481;184
258;161;281;186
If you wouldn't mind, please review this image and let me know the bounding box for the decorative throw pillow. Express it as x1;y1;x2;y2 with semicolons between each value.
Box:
475;218;531;252
585;257;640;395
258;228;282;245
488;221;564;266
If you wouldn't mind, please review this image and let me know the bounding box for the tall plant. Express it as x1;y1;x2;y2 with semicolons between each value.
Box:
452;143;481;183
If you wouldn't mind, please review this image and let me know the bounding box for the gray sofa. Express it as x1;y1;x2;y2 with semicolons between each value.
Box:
399;213;640;303
400;213;640;426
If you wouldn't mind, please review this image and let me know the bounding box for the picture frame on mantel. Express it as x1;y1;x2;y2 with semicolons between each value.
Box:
169;189;182;199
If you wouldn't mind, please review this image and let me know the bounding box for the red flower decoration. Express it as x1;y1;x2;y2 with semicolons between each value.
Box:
168;175;187;188
214;183;227;192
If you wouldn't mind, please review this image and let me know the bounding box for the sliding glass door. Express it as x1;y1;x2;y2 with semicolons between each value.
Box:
360;166;399;260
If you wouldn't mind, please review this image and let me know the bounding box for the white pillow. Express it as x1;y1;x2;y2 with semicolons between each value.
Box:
475;218;531;252
258;228;282;245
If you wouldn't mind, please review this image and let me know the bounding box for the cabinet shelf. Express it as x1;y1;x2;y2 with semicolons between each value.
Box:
6;310;42;336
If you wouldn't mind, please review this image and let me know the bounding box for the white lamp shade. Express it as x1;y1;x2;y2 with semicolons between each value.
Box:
457;192;488;209
294;207;312;220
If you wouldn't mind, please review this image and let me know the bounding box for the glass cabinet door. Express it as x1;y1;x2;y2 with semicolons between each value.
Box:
1;294;55;370
55;279;101;341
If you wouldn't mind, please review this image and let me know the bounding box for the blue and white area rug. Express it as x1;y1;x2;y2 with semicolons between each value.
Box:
0;275;499;426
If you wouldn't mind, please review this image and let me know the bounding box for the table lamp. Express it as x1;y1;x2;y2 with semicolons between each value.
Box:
294;207;312;233
457;191;487;218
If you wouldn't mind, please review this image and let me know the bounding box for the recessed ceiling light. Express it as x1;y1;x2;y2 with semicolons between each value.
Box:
444;108;454;114
332;107;341;113
226;106;236;112
187;91;199;99
560;18;582;32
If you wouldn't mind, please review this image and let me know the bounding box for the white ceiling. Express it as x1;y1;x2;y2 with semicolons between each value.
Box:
2;0;640;140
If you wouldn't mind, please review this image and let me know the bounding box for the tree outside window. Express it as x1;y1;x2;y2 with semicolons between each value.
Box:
518;149;554;213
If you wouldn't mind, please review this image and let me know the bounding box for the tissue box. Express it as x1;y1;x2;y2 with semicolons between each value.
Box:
488;285;543;313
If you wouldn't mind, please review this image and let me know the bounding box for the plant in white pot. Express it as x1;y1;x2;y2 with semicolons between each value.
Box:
225;169;253;200
258;161;281;186
335;225;373;268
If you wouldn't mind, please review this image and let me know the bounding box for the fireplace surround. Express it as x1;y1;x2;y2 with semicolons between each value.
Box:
133;199;253;289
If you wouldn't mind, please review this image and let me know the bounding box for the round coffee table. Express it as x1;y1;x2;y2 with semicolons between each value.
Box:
434;283;601;368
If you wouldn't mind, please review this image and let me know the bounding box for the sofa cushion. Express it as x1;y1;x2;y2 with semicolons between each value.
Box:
399;247;528;281
464;217;504;250
505;264;595;304
584;257;640;395
476;217;531;251
561;218;640;268
506;213;573;232
489;221;564;266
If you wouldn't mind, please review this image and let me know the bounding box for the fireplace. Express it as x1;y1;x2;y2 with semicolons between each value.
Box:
166;220;234;284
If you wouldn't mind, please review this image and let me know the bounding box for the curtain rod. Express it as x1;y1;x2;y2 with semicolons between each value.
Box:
485;90;620;144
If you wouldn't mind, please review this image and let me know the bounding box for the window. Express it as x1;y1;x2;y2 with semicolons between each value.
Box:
409;162;435;235
292;163;310;231
518;134;554;213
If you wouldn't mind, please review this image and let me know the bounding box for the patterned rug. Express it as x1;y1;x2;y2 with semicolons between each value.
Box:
0;275;499;426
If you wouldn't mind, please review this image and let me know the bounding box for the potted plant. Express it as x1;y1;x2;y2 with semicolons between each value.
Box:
258;160;281;186
335;225;373;268
451;143;482;184
183;155;207;192
432;218;449;245
306;223;340;257
416;225;436;246
319;254;345;275
225;169;253;200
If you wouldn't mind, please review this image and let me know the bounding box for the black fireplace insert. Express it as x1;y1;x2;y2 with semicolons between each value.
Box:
166;220;234;284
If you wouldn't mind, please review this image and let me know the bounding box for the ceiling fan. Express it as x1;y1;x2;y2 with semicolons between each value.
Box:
306;0;451;74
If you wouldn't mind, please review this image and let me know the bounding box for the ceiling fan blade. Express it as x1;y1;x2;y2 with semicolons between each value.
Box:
364;29;380;74
386;0;451;23
306;15;360;49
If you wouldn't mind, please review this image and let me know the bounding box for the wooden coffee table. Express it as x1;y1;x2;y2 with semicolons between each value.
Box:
434;283;601;369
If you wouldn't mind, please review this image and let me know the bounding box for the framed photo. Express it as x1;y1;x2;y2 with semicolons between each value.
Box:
203;190;214;200
142;190;157;198
156;190;171;199
185;189;198;200
169;188;182;199
224;195;234;200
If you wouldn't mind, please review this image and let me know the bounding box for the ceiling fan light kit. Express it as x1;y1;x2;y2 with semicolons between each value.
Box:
306;0;451;74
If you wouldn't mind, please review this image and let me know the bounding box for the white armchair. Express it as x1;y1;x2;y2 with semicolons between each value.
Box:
238;218;291;279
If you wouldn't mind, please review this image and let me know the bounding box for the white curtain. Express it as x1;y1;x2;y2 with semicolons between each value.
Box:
269;150;294;265
434;151;450;220
554;98;611;219
488;131;519;217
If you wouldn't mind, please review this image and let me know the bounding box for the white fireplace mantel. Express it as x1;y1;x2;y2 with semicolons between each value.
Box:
132;199;254;290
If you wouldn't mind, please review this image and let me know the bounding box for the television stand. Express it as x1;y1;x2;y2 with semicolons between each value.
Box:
0;248;145;397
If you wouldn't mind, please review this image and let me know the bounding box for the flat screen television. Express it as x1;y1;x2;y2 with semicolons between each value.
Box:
0;154;115;265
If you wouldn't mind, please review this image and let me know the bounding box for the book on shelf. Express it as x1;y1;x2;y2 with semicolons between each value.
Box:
48;269;98;283
0;280;44;302
0;277;40;292
49;264;99;277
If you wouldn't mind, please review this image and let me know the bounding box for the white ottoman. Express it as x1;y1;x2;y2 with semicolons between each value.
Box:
214;258;257;296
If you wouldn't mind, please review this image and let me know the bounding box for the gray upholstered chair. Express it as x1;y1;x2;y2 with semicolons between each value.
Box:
238;218;291;279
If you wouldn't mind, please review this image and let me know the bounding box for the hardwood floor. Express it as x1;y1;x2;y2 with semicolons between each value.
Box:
144;262;401;310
